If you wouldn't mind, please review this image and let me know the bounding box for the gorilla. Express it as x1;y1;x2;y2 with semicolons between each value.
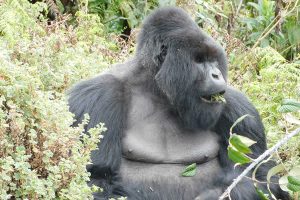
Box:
68;7;288;200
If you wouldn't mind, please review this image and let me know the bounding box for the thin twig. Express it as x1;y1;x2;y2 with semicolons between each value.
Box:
244;175;280;185
251;16;281;50
235;0;243;17
251;0;299;49
219;127;300;200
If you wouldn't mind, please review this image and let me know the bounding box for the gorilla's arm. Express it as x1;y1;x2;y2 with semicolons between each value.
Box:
68;74;129;198
216;86;266;163
214;86;288;200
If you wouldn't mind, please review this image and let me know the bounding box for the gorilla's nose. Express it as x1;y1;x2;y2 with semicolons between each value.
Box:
212;72;220;80
210;68;222;80
209;67;225;85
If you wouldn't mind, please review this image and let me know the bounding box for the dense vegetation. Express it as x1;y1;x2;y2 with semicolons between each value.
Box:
0;0;299;199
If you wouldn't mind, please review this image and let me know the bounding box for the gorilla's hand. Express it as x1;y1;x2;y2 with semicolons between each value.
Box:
195;188;222;200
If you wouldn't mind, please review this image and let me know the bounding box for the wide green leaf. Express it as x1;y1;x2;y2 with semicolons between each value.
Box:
287;183;300;192
278;105;300;113
237;135;257;147
279;166;300;191
181;163;197;177
278;99;300;113
288;176;300;186
229;134;257;154
267;164;285;184
282;99;300;107
255;187;270;200
229;134;252;154
227;146;251;165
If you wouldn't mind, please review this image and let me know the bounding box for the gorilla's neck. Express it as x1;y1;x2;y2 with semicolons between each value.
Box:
173;94;224;130
131;62;223;130
132;60;167;97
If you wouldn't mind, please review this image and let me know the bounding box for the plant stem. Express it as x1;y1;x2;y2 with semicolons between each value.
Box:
219;127;300;200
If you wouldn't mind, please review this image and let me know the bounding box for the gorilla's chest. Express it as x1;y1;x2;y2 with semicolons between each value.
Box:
120;91;222;198
122;90;220;164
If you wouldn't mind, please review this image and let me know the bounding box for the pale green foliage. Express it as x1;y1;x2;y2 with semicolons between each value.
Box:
229;47;300;167
239;0;276;46
194;0;300;60
0;0;116;199
0;44;105;199
0;0;46;45
231;47;299;133
243;49;298;133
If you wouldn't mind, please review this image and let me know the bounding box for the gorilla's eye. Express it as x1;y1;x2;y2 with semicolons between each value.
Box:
195;53;206;63
195;55;205;63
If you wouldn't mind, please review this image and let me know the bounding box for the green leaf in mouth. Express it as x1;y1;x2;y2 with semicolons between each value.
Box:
211;94;226;103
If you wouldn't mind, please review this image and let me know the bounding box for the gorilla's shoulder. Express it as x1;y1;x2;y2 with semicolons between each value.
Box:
67;73;128;127
68;73;124;95
223;86;259;117
219;86;266;150
104;59;137;80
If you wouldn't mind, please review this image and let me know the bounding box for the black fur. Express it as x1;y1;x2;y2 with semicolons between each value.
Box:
68;7;289;200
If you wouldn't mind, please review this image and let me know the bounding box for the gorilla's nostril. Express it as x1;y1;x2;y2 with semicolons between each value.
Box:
212;73;219;79
219;91;225;95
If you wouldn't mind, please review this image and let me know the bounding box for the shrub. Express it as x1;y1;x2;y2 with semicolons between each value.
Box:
0;0;115;199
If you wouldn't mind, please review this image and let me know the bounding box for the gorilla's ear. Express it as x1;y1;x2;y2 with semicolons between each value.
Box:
153;45;168;66
155;47;190;103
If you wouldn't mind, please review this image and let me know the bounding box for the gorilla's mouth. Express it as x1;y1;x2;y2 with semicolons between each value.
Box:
201;91;226;103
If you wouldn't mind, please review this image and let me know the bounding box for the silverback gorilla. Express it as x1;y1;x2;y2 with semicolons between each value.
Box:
68;7;288;200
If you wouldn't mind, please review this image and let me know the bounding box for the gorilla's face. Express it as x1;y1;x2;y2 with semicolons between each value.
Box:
154;31;228;130
137;8;228;130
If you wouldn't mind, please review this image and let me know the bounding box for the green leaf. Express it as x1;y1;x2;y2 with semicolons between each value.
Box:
287;176;300;186
287;183;300;192
247;2;260;11
282;99;300;107
267;164;285;184
255;188;270;200
237;135;257;147
229;134;252;154
279;166;300;191
181;163;197;177
266;164;285;198
15;146;26;153
278;105;300;113
227;146;251;165
278;99;300;113
212;94;226;103
279;175;289;192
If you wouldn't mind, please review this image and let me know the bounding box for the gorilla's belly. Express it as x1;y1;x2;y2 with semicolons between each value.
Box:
120;158;222;199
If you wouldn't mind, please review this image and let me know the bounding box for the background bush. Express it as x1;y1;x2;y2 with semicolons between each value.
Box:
0;0;114;199
0;0;299;199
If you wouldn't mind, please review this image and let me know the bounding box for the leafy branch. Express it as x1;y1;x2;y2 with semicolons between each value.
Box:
219;127;300;200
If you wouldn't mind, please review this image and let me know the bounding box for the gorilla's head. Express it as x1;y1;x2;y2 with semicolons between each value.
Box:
137;7;228;130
